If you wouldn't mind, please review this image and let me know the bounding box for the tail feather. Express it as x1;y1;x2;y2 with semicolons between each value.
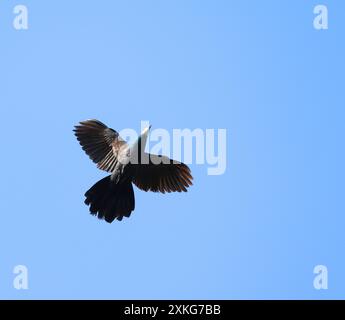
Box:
84;176;135;223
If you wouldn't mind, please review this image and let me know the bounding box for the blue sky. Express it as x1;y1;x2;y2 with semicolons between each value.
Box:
0;0;344;299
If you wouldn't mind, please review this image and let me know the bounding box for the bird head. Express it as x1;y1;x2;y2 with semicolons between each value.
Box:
141;125;152;136
135;125;151;151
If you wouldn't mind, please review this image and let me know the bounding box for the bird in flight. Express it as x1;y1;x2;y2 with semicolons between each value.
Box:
74;120;193;223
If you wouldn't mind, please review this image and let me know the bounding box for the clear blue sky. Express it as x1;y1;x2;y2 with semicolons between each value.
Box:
0;0;344;299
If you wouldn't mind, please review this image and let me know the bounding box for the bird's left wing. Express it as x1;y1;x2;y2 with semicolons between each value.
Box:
74;119;127;172
132;154;193;193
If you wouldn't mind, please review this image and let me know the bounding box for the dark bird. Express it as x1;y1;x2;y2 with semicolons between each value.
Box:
74;120;193;223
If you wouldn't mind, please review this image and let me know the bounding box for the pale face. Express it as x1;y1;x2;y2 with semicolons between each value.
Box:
141;125;152;136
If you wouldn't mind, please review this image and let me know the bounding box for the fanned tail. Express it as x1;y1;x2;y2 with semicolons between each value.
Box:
84;176;135;223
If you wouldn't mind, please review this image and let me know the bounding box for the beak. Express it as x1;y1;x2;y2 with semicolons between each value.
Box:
142;125;151;135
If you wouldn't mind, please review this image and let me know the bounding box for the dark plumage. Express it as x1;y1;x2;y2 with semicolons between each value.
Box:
74;120;193;223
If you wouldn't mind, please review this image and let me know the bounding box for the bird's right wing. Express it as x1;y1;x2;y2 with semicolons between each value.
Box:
132;154;193;193
73;119;127;173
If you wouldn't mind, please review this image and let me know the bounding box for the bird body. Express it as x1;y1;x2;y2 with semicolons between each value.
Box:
74;120;193;223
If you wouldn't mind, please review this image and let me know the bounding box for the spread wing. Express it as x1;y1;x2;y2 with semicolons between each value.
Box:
132;154;193;193
73;119;127;172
